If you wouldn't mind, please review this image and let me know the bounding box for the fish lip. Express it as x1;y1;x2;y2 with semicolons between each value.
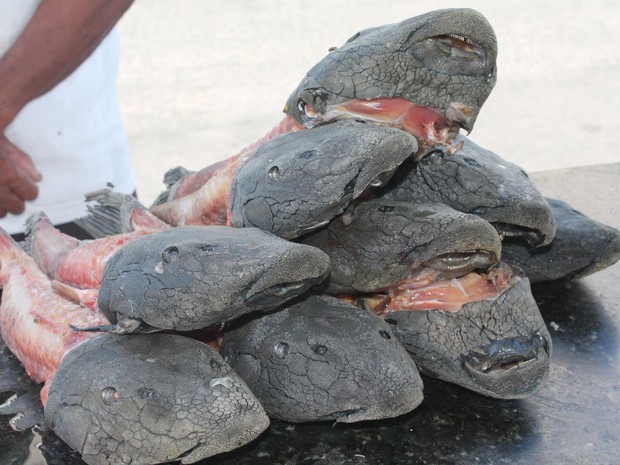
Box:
461;332;551;398
494;222;547;248
421;249;499;280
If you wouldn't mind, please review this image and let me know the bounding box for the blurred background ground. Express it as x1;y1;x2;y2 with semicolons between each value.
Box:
117;0;620;206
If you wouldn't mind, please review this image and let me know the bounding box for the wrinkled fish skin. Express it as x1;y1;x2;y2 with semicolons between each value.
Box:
302;199;501;293
385;276;552;399
46;333;269;465
285;8;497;134
385;134;556;247
220;294;424;423
98;226;330;332
230;120;418;239
0;227;269;465
503;197;620;282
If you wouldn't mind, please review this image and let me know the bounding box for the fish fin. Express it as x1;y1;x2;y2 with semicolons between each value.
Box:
51;280;98;309
70;318;157;335
164;166;192;188
69;323;118;333
75;188;146;237
22;211;51;255
151;166;192;206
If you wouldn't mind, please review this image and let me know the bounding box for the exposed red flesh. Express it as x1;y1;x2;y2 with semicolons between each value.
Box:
369;266;518;314
0;229;109;405
326;98;456;146
28;214;166;290
148;98;457;226
149;115;302;226
163;116;302;202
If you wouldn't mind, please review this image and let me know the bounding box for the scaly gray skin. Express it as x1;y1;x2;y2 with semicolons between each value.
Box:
502;198;620;282
385;134;557;247
230;120;418;239
96;226;330;333
302;199;501;293
45;333;269;465
383;275;552;399
285;8;497;137
220;294;424;423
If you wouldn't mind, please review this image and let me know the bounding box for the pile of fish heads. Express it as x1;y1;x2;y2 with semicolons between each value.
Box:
225;120;619;404
3;8;620;465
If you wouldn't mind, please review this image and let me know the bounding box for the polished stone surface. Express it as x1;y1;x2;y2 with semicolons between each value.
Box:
1;164;619;465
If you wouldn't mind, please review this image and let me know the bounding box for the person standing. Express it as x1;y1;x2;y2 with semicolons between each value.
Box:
0;0;136;240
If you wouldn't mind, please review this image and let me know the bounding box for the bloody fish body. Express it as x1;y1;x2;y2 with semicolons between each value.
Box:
0;226;269;464
149;9;498;227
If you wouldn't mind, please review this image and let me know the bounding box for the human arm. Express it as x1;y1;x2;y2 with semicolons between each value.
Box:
0;0;134;218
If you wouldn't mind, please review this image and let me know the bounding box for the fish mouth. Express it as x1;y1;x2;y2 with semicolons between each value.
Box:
462;332;551;399
367;260;516;315
244;280;312;308
431;33;488;62
297;97;470;158
494;222;547;248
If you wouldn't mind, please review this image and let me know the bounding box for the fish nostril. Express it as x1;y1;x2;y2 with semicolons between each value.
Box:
465;336;542;374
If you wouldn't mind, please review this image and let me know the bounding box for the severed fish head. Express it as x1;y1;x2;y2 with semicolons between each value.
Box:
502;197;620;282
383;274;552;399
385;134;557;247
284;8;497;155
230;120;418;239
45;333;269;465
220;294;423;423
302;199;502;293
98;226;330;332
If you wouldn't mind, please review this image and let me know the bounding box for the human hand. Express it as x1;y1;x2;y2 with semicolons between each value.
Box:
0;134;42;218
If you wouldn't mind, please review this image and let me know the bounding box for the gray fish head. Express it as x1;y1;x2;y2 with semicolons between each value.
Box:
303;199;502;293
387;135;557;247
502;197;620;282
44;333;269;465
98;226;330;331
220;295;423;423
230;120;418;239
285;8;497;135
386;273;552;399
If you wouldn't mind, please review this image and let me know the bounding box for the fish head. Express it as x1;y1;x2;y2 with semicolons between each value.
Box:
44;333;269;465
98;226;330;331
220;295;423;423
502;197;620;282
285;8;497;149
230;120;418;239
387;135;557;247
303;199;502;293
386;274;552;399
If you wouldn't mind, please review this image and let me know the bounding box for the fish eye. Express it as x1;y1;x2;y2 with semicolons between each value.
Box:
297;99;305;113
101;387;119;405
273;342;289;359
268;166;279;181
162;246;179;263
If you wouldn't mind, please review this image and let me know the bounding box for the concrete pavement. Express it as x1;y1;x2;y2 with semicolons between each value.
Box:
118;0;620;205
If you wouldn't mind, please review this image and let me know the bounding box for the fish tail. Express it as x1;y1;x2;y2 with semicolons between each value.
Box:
75;188;145;238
